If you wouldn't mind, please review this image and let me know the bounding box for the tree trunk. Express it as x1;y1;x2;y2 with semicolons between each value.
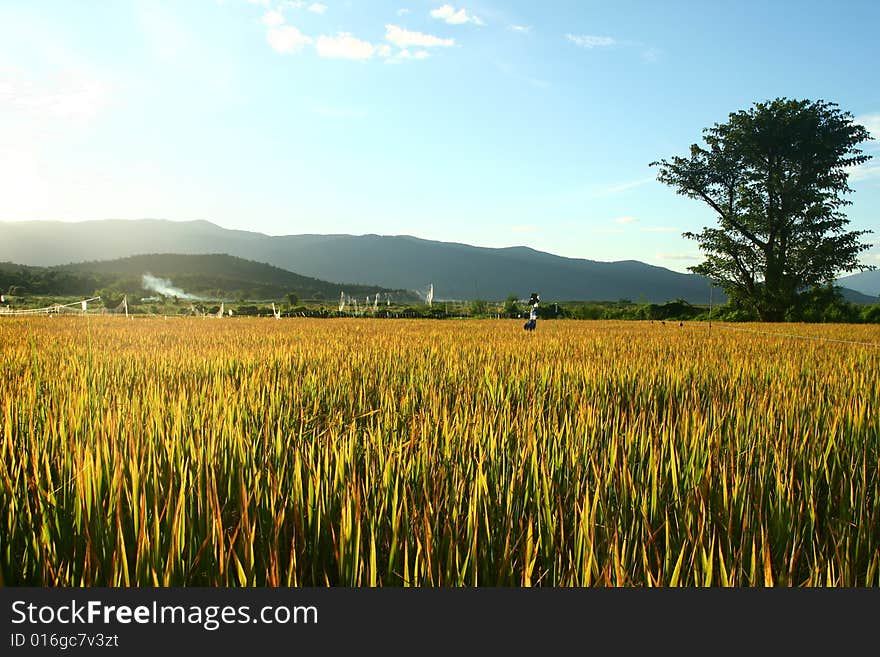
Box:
757;307;784;322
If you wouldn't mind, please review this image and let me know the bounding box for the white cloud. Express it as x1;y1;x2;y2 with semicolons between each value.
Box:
566;34;616;48
247;0;271;5
283;1;306;7
262;10;285;26
377;44;393;58
397;8;410;16
509;25;531;33
267;25;312;53
847;164;880;182
855;113;880;143
613;216;639;225
307;3;327;13
315;33;374;60
430;4;484;26
385;24;454;48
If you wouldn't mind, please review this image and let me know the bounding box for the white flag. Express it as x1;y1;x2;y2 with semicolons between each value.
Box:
81;300;88;311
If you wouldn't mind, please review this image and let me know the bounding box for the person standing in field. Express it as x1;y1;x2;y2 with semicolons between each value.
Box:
524;293;539;331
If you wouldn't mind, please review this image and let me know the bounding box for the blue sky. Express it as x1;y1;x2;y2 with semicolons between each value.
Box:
0;0;878;273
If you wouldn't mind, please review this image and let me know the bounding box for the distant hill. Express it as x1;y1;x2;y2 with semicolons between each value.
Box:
835;270;880;298
0;219;874;304
0;253;418;302
837;285;877;305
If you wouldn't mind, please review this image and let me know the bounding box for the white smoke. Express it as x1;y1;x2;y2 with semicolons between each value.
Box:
142;273;202;300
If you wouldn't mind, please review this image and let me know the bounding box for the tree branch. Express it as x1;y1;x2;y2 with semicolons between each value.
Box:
695;189;767;250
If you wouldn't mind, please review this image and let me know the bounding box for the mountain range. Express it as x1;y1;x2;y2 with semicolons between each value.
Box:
0;219;876;304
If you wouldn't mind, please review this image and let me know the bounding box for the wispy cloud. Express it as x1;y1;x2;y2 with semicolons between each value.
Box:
385;24;455;48
642;47;663;63
430;4;484;26
315;32;374;59
0;68;110;123
379;45;430;63
657;252;700;261
247;0;271;6
855;113;880;136
567;33;662;64
526;77;549;88
847;164;880;182
613;216;639;225
597;177;654;196
566;34;616;48
508;25;531;34
855;112;880;146
847;113;880;178
397;8;410;16
307;3;327;14
494;61;548;89
394;49;430;60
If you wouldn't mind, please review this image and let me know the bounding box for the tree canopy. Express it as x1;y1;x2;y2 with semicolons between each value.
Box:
651;98;874;321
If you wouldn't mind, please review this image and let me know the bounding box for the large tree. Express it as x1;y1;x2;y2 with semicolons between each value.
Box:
651;98;873;321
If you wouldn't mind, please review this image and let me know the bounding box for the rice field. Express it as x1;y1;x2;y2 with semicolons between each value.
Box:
1;316;879;586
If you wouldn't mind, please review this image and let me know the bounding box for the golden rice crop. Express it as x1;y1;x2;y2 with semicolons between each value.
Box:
1;316;878;586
